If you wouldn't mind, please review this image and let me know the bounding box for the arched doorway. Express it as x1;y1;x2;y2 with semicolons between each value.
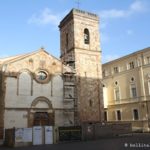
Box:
29;97;54;127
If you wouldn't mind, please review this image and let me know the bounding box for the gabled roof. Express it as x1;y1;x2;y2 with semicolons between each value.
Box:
0;47;75;74
0;48;60;65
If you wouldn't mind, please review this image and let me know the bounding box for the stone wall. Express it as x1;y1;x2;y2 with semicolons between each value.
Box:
59;9;103;124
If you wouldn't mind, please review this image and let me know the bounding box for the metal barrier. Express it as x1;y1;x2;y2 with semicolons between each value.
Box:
4;128;15;147
58;126;82;141
0;128;4;140
82;122;132;141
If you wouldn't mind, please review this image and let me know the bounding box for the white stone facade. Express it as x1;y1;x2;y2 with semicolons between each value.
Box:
0;49;75;129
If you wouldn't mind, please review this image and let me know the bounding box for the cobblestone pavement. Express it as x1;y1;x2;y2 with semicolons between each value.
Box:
1;133;150;150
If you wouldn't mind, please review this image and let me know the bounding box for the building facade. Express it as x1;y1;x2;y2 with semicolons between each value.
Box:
103;47;150;132
0;49;75;129
0;8;103;132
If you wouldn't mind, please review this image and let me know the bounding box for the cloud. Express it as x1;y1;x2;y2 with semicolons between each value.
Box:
28;8;66;26
102;54;120;63
99;0;147;19
130;0;146;12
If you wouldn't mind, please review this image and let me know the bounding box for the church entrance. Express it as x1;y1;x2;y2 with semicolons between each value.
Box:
33;112;50;126
29;97;55;127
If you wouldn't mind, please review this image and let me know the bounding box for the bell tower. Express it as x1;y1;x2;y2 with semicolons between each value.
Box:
59;9;103;124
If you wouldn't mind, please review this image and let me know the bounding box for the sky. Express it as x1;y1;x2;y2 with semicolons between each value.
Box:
0;0;150;63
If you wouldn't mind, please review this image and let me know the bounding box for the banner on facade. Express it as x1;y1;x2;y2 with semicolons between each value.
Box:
15;128;32;143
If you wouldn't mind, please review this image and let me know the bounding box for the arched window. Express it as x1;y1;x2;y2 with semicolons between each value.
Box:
84;28;90;44
18;71;32;95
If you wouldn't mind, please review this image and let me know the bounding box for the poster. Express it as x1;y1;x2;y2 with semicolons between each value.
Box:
45;126;53;144
23;128;32;142
33;126;43;145
15;128;24;142
15;128;33;143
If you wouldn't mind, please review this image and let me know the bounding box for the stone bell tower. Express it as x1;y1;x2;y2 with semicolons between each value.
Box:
59;9;103;124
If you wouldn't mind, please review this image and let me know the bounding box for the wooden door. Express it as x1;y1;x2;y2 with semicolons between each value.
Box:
34;112;50;126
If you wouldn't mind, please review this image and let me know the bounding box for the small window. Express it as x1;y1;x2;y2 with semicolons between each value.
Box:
148;80;150;95
116;110;121;121
129;61;135;69
114;87;120;101
147;56;150;64
18;71;32;96
131;84;137;98
35;70;49;83
133;109;139;120
89;99;93;107
104;111;107;121
114;67;119;73
66;33;69;49
37;71;47;80
84;28;90;44
102;70;106;77
137;59;141;66
131;77;135;82
114;81;118;86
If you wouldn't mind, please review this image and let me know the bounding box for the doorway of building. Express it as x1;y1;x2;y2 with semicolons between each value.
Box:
33;112;50;126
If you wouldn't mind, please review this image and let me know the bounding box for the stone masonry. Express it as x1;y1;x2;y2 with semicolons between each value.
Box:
59;9;103;124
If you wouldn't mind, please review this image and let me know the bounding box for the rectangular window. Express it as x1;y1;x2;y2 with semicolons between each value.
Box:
104;111;107;121
102;70;106;77
148;80;150;95
129;61;135;69
103;70;110;77
114;67;119;73
66;33;68;49
133;109;139;120
131;84;137;98
115;88;120;101
116;110;121;121
147;56;150;64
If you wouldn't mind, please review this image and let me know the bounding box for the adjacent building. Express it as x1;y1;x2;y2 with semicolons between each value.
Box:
103;47;150;132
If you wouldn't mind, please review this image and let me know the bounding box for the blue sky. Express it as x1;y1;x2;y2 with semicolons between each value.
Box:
0;0;150;63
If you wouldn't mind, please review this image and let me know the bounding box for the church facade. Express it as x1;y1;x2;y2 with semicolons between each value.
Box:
0;9;103;131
